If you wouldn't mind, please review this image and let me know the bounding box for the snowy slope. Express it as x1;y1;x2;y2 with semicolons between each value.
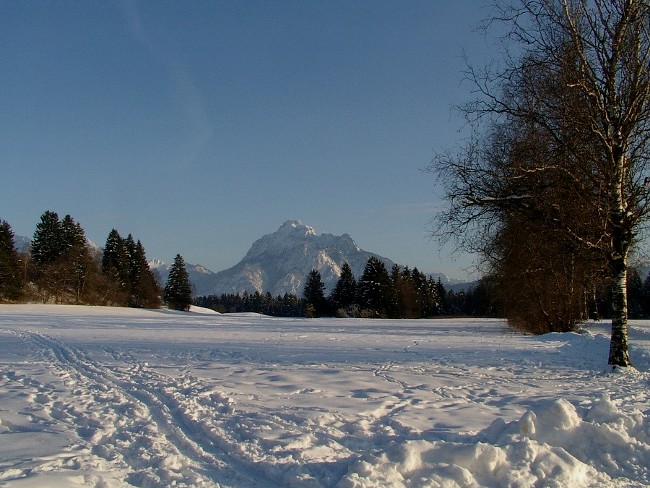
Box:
0;304;649;487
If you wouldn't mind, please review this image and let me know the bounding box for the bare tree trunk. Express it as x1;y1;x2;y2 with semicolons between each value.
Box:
609;257;631;367
608;194;632;367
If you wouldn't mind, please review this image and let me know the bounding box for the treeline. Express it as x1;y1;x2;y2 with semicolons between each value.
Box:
196;257;491;318
195;291;307;317
0;211;160;307
11;211;647;321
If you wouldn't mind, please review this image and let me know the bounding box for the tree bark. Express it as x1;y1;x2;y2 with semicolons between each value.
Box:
608;202;632;367
609;258;632;367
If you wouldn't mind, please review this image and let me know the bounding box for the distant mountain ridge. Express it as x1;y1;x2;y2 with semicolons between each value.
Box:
15;220;465;297
149;259;217;295
14;236;103;260
194;220;397;297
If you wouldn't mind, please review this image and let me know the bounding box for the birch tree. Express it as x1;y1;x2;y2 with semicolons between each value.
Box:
433;0;650;367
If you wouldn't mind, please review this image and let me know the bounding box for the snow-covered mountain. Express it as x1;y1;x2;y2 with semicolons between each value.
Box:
196;220;397;297
17;221;468;297
148;259;216;293
14;236;102;260
14;236;32;254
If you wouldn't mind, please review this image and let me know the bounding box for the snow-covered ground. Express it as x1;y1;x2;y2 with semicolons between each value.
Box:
0;305;648;487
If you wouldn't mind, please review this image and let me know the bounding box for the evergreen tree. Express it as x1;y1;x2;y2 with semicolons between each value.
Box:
393;266;420;318
0;219;24;301
102;229;122;275
61;214;86;252
423;276;441;316
31;211;96;302
436;279;447;315
329;262;357;310
627;269;645;319
129;239;160;308
102;229;130;289
358;256;391;317
60;215;92;302
163;254;192;311
642;272;650;318
303;269;327;317
31;210;64;266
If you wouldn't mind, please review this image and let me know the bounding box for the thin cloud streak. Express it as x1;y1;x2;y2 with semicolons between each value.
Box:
117;0;213;169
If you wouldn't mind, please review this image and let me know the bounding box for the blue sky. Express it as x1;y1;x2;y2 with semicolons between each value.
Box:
1;1;496;280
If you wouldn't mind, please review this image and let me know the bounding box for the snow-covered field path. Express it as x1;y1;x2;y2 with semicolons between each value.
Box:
0;305;649;487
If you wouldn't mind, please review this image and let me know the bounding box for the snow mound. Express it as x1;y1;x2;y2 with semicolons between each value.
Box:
187;305;220;315
339;396;649;487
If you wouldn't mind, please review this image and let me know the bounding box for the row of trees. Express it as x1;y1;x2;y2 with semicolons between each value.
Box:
0;219;25;302
194;291;307;317
100;228;160;308
302;258;448;318
196;257;450;319
194;270;502;318
195;280;497;319
433;0;650;367
3;211;476;317
0;212;160;307
0;211;200;312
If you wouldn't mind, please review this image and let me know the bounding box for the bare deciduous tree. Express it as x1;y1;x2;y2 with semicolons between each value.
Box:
433;0;650;367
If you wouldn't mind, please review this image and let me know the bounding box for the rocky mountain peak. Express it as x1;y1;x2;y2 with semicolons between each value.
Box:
202;221;393;296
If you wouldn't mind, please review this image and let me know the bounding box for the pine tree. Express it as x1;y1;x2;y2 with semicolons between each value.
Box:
642;272;650;318
627;269;645;319
358;257;391;317
61;214;86;252
123;234;137;302
386;264;400;318
0;219;24;301
393;266;419;318
31;210;64;266
60;215;92;302
163;254;192;311
29;212;100;303
329;262;357;310
303;269;327;317
423;276;441;316
102;229;122;275
102;229;131;289
436;279;447;315
129;240;160;308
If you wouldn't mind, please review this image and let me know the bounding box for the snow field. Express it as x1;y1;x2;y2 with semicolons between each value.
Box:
0;304;649;487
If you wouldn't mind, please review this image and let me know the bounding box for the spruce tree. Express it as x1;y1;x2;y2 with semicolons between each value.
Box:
0;219;24;301
102;229;122;275
61;214;86;252
358;256;391;317
627;269;645;319
31;210;64;266
102;229;131;289
642;272;650;318
129;240;160;308
164;254;192;311
303;269;326;317
30;211;98;303
330;262;357;310
394;266;419;319
60;215;92;302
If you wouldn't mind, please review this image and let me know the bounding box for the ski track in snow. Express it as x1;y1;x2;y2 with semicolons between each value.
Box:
0;305;649;487
4;329;290;487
